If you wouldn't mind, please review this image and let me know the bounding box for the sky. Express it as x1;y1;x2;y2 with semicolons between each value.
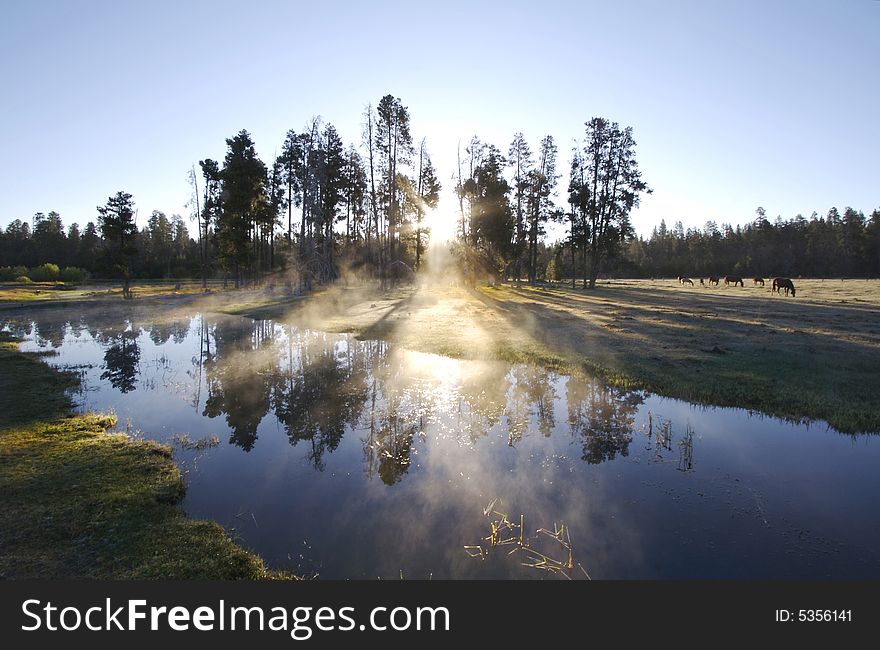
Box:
0;0;877;239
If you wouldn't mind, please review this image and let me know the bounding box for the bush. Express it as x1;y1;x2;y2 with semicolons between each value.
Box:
546;257;559;282
29;263;61;282
16;276;32;284
0;266;29;281
60;266;89;284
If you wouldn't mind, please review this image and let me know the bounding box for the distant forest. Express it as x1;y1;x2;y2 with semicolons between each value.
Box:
4;206;879;283
1;93;878;286
557;206;880;281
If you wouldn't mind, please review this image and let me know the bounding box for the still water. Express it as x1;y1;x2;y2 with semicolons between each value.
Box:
5;306;880;579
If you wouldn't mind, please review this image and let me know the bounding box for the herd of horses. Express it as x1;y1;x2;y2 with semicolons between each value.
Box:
677;275;796;296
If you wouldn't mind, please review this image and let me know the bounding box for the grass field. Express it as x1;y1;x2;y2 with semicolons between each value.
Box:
0;279;219;305
248;277;880;433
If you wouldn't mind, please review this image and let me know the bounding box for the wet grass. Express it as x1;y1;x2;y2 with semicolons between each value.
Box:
242;279;880;433
478;280;880;433
0;280;218;307
0;331;284;578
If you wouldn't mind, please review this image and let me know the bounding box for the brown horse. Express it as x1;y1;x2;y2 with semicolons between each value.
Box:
753;277;764;286
708;275;720;286
724;275;744;287
772;277;796;297
679;277;694;286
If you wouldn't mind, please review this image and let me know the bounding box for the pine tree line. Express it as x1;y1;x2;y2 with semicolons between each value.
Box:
542;207;880;281
189;94;442;289
1;94;443;291
3;100;878;286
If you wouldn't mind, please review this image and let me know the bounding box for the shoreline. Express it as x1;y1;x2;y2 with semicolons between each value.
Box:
228;280;880;434
0;331;287;579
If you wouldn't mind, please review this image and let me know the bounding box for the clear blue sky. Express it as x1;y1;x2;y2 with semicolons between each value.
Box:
1;0;877;238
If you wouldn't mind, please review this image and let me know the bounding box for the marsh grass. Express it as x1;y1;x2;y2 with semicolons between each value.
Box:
0;279;218;307
171;433;221;450
465;499;591;580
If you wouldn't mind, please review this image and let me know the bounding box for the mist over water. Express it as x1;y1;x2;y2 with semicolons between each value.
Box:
5;307;880;579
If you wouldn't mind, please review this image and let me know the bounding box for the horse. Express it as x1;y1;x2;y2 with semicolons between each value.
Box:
679;277;694;286
699;278;705;286
724;275;744;287
772;277;796;297
708;275;720;286
753;277;764;287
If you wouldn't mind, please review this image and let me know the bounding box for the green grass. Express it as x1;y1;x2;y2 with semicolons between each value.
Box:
477;282;880;433
0;279;222;306
0;331;285;579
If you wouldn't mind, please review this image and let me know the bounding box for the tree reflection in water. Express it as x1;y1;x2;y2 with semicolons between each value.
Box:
362;346;443;486
506;366;558;445
100;327;141;393
272;330;369;471
566;376;645;464
203;319;275;452
7;310;652;474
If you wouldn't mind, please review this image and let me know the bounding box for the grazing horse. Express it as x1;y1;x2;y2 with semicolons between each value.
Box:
724;275;744;287
708;275;720;286
679;277;694;286
772;277;796;297
753;277;764;287
699;278;705;286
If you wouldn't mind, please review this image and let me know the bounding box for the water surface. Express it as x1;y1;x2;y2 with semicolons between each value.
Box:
5;306;880;579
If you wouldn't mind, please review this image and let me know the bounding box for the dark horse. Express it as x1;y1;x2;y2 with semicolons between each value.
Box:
708;275;720;286
753;277;765;286
678;276;694;286
772;277;796;297
724;275;744;287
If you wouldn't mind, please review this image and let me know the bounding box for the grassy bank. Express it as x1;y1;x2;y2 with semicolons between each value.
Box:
244;279;880;433
0;331;280;578
481;281;880;433
0;279;221;307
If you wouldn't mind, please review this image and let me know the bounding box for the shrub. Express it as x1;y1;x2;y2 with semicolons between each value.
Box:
546;257;559;282
60;266;89;283
0;265;30;281
16;276;32;284
29;263;61;282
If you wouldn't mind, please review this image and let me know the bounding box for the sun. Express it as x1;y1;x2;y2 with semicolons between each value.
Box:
422;200;459;244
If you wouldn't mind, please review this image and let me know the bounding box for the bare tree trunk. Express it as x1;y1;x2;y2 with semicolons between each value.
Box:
364;111;375;236
387;121;397;265
457;141;466;240
364;105;383;287
287;178;293;245
190;166;206;291
582;244;588;289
